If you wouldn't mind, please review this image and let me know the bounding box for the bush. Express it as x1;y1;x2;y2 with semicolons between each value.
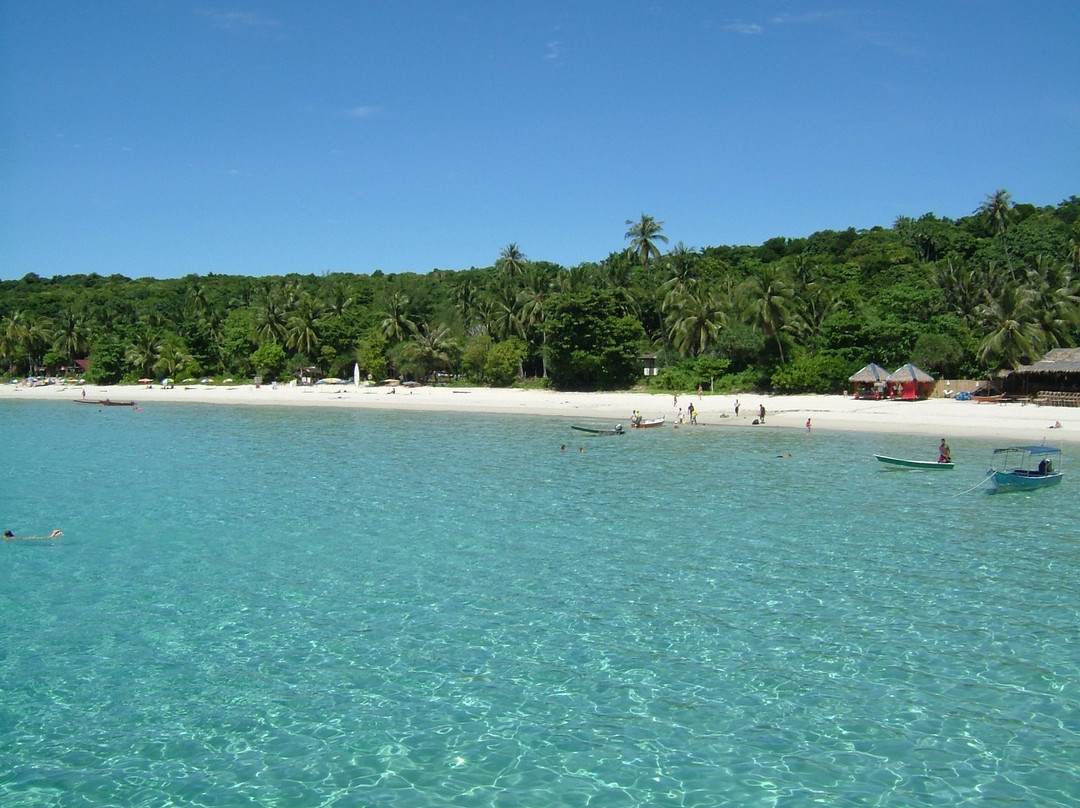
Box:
771;352;852;394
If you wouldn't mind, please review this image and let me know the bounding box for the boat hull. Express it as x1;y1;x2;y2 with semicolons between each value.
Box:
571;425;625;436
989;470;1063;492
631;418;665;429
874;454;954;470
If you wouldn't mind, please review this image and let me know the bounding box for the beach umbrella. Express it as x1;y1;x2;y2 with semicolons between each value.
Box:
138;377;152;383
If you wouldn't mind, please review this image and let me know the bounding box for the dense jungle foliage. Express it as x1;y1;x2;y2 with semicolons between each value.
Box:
2;191;1079;393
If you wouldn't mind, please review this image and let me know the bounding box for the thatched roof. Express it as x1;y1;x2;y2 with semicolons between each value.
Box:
1014;347;1080;374
887;363;935;382
849;363;889;383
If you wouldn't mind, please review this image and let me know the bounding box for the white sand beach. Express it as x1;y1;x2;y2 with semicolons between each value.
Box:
3;381;1076;446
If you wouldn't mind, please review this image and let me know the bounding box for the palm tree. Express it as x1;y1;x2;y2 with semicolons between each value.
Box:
255;291;289;345
496;243;529;280
53;310;90;369
403;323;457;382
20;320;52;377
321;279;355;317
1025;258;1080;350
186;281;209;317
154;338;194;380
659;242;699;310
625;213;668;268
976;189;1016;276
518;266;554;377
1;311;30;373
125;328;160;377
486;284;524;342
379;291;416;345
933;259;984;321
452;276;482;333
286;295;326;358
787;284;838;344
665;286;727;358
738;266;796;364
975;284;1041;370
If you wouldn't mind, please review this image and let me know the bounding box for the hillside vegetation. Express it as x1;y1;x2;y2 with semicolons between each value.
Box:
2;191;1078;393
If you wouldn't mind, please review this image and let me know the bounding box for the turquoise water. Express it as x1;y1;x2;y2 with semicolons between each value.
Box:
1;400;1077;807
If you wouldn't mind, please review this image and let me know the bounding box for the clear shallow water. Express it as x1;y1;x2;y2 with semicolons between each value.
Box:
1;400;1077;807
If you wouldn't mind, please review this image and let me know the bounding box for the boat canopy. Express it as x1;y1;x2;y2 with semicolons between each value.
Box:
992;445;1061;456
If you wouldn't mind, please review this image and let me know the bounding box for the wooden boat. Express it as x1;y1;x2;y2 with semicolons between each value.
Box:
988;445;1063;492
571;424;626;436
630;416;665;429
874;454;954;470
74;399;136;406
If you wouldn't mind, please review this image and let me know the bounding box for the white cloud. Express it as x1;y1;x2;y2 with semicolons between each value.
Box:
722;22;763;35
199;10;281;31
347;106;379;119
545;40;562;60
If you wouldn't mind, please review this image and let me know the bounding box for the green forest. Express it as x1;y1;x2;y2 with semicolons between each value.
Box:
3;190;1079;393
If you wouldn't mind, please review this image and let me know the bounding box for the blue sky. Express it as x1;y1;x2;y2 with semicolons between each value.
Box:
2;2;1077;282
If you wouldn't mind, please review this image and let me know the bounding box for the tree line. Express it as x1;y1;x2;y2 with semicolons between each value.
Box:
2;191;1078;393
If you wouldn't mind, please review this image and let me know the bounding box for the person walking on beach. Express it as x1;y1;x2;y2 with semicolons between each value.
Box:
759;403;766;423
688;402;697;424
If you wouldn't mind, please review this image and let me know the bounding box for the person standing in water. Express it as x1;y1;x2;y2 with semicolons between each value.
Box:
938;438;952;463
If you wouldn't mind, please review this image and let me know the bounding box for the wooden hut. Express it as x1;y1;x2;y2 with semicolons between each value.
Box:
887;363;935;400
1003;348;1080;404
849;363;889;399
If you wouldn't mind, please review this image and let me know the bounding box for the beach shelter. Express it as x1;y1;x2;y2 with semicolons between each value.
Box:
848;363;889;399
887;363;935;400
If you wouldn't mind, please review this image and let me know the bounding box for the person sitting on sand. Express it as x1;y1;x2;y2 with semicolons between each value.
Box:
3;529;63;540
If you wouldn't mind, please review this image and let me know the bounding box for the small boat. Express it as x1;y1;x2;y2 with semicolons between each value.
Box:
74;399;136;406
630;416;666;429
571;424;626;436
874;454;954;470
987;445;1063;492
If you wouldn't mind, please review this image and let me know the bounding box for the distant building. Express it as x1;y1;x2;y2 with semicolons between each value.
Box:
639;353;659;377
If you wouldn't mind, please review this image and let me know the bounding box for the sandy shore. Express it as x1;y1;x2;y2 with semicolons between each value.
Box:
2;381;1076;446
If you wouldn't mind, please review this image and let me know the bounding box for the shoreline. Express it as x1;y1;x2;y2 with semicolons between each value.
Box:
2;382;1076;446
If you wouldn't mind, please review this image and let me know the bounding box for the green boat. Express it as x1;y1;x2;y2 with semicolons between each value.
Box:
571;424;626;436
874;454;954;470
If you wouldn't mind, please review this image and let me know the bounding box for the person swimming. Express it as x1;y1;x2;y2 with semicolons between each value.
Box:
3;529;63;540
